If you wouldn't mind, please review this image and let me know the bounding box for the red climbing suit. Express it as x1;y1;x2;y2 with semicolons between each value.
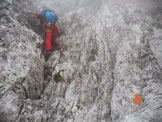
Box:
43;18;60;52
45;25;59;51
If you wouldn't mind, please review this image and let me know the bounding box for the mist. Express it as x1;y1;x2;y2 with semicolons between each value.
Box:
30;0;162;16
30;0;103;16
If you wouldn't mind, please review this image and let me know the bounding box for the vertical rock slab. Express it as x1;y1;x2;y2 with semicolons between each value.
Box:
0;0;44;121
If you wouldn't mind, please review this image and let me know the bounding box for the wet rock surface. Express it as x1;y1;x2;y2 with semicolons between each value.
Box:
0;0;162;122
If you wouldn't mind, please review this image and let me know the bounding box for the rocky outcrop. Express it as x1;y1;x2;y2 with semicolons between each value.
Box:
0;0;44;121
0;0;162;122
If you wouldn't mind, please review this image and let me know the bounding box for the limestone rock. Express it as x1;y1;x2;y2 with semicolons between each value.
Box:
0;0;162;122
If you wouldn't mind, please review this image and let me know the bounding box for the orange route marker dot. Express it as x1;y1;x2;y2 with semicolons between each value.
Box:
133;94;142;105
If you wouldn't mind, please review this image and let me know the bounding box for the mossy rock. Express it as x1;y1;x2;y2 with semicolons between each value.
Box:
54;72;64;83
76;43;80;47
91;49;97;56
88;49;98;62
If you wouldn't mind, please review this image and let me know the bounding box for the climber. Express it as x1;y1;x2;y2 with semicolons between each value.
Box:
27;9;61;54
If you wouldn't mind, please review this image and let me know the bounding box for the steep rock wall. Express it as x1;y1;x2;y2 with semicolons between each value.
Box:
0;0;162;122
0;0;44;121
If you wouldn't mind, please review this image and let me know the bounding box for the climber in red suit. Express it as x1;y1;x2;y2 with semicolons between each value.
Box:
45;22;60;52
27;9;60;53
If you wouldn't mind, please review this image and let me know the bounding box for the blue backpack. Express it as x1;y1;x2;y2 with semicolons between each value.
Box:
44;10;57;23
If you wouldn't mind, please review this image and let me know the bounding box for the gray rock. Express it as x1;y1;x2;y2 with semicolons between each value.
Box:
0;0;162;122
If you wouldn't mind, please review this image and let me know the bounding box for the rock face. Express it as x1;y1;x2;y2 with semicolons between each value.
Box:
0;0;162;122
0;0;44;121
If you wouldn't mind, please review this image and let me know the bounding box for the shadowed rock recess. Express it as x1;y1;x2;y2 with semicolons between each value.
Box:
0;0;162;122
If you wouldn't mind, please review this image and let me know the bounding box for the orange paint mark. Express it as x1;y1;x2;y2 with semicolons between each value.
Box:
133;94;142;105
